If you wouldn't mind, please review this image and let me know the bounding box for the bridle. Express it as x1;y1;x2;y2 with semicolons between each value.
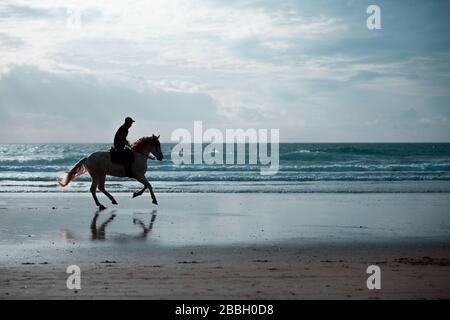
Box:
127;147;157;160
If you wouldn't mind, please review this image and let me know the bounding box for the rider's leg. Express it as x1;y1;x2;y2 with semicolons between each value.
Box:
124;163;134;178
124;149;135;178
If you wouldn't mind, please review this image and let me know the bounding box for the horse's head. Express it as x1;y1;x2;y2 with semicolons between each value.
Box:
131;135;164;161
150;134;164;161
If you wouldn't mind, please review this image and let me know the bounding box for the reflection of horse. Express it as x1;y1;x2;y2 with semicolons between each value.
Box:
58;135;164;209
133;210;157;239
91;211;116;240
89;210;157;241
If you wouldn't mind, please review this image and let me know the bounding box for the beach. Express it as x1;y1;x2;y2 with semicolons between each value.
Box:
1;193;449;299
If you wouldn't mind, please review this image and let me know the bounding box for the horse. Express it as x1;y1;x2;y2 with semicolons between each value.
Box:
58;134;164;210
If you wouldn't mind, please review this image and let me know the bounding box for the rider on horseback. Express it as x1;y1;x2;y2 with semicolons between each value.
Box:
114;117;135;178
59;124;163;209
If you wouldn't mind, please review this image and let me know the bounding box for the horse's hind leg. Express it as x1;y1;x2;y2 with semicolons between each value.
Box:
90;178;106;210
98;175;118;205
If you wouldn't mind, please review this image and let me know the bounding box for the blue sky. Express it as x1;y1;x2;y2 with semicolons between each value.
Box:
0;0;449;142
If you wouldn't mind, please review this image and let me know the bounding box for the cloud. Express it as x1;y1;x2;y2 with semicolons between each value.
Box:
0;4;65;19
0;65;219;142
0;0;449;142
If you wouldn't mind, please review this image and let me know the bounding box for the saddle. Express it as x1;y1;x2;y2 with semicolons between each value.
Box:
109;147;135;166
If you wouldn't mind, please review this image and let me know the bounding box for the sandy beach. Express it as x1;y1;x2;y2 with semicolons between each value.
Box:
0;193;449;299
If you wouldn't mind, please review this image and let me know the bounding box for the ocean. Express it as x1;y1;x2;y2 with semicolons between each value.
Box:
1;143;450;193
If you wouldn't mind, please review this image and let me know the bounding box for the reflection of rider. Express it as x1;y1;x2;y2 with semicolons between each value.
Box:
114;117;135;178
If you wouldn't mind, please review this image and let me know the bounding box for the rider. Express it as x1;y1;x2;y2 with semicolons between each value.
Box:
114;117;135;178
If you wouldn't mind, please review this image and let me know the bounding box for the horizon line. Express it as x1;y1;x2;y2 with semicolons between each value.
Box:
1;141;450;144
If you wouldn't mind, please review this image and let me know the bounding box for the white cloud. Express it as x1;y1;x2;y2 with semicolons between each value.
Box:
0;0;449;142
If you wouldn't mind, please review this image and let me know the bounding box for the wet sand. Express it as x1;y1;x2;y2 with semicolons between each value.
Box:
0;193;449;299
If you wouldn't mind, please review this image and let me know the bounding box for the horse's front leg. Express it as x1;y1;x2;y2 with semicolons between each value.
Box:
134;175;158;205
132;186;146;198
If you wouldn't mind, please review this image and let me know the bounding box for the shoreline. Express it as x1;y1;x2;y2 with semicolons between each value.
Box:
2;180;450;194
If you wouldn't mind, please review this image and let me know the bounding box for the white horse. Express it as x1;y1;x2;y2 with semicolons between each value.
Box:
58;135;164;210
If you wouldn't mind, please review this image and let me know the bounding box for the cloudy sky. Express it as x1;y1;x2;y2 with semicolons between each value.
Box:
0;0;449;142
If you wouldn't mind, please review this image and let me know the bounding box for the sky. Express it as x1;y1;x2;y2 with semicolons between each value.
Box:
0;0;449;142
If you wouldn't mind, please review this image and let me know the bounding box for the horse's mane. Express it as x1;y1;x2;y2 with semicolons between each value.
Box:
131;137;153;152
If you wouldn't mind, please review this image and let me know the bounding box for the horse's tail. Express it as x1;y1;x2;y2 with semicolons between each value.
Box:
58;157;88;187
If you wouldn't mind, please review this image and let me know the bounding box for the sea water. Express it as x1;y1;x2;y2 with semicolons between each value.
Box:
0;143;450;193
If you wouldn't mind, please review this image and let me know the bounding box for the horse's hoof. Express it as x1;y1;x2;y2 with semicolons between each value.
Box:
152;199;158;205
112;200;118;205
99;205;107;210
132;193;138;198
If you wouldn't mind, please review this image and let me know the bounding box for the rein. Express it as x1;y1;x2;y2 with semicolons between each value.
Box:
129;147;156;160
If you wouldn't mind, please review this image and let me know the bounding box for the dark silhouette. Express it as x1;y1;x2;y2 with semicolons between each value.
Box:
59;134;163;209
90;211;116;240
114;117;134;150
89;210;157;242
133;210;157;239
113;117;135;178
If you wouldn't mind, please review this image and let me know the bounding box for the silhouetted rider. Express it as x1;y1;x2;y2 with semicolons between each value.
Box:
113;117;135;178
114;117;135;150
